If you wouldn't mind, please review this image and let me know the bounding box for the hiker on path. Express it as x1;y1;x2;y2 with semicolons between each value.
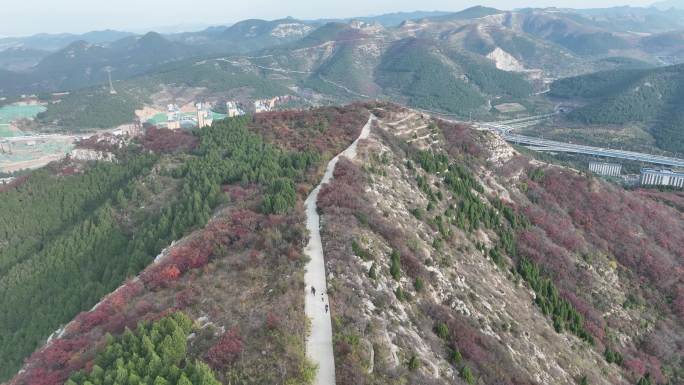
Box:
325;304;329;313
311;286;316;296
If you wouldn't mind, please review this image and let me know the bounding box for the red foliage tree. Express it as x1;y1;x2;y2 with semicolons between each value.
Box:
265;312;281;330
141;127;198;154
19;367;66;385
142;263;182;289
439;120;484;158
160;264;181;281
624;358;647;378
75;306;110;332
205;328;243;369
0;174;29;193
134;299;154;317
175;288;199;309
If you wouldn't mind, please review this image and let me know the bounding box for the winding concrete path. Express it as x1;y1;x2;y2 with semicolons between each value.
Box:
304;114;374;385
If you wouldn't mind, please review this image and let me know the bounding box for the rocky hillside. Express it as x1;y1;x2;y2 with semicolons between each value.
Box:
316;105;683;385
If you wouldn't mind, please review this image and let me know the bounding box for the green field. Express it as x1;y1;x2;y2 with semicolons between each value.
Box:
0;104;46;138
0;104;45;125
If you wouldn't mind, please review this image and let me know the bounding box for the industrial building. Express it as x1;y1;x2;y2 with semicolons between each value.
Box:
164;104;184;130
226;101;245;117
589;161;622;177
640;168;684;188
196;103;209;128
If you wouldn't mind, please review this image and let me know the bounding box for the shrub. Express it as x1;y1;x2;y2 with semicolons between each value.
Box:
460;366;475;385
266;312;281;330
636;374;652;385
351;240;372;260
142;127;198;154
449;348;463;365
604;347;623;365
434;323;449;340
529;167;545;182
407;355;420;371
414;277;425;292
395;287;406;301
205;328;243;369
432;237;443;250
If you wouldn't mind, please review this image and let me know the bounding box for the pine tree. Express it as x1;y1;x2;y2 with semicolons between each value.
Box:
390;250;401;280
177;374;193;385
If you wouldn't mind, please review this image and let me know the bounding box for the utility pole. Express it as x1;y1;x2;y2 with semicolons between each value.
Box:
105;67;117;95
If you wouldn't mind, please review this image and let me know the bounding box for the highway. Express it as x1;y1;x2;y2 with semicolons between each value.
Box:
504;133;684;168
474;114;684;168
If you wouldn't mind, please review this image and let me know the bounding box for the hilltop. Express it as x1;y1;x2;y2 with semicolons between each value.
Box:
3;103;683;385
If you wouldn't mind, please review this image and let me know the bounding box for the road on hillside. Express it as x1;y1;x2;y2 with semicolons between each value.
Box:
504;133;684;168
470;114;684;168
303;114;374;385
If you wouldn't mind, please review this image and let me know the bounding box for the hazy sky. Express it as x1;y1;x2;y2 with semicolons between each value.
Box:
2;0;657;36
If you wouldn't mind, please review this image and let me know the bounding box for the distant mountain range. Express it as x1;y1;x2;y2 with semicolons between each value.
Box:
0;47;49;71
652;0;684;10
6;5;684;120
0;30;134;52
315;10;454;26
0;11;453;56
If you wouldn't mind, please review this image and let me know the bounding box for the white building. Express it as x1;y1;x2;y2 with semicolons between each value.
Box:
640;168;684;188
196;102;214;128
589;162;622;177
226;101;244;117
254;100;271;113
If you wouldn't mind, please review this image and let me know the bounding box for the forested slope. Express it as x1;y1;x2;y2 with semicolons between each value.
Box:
0;155;158;378
375;38;532;115
550;64;684;153
5;104;371;385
